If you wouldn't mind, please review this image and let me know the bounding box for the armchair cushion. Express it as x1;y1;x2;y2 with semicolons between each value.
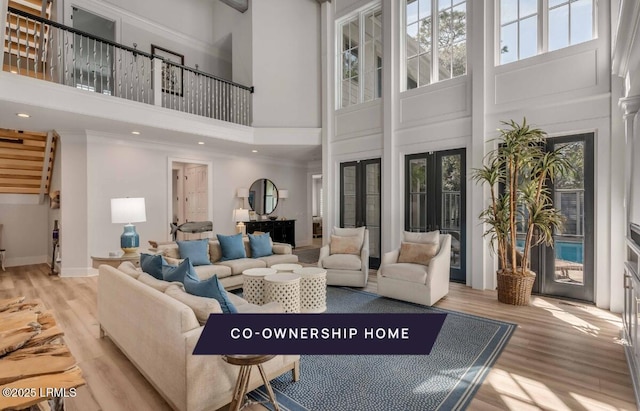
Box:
397;242;438;266
321;254;362;270
379;263;428;284
403;230;439;244
333;226;365;246
330;234;362;255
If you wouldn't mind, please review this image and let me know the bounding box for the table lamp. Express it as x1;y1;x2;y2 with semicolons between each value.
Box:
234;208;250;235
111;197;146;256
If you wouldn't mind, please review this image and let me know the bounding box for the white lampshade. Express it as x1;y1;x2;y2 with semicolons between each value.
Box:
111;198;147;224
279;189;289;199
233;208;250;222
237;188;249;198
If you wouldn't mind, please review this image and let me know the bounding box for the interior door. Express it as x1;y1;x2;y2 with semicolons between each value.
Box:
531;134;594;302
406;149;466;282
340;158;381;268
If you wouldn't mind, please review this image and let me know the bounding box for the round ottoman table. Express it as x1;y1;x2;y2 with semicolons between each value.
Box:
293;267;327;313
264;273;301;313
242;268;277;305
271;263;303;273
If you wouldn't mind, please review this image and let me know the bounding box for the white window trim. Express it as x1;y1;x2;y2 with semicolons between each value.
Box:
335;2;382;110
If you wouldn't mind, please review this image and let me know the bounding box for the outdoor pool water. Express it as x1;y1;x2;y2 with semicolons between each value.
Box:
516;240;583;264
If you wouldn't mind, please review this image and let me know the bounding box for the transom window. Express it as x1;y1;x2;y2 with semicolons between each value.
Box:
499;0;594;65
337;4;383;109
404;0;467;91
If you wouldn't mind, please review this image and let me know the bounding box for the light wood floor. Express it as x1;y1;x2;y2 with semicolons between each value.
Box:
0;264;636;411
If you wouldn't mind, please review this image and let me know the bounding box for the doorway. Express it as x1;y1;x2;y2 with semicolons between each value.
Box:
172;162;209;240
405;149;466;283
531;133;594;302
340;159;381;268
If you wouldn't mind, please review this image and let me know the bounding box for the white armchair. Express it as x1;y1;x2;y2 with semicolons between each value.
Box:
377;232;451;306
318;227;369;287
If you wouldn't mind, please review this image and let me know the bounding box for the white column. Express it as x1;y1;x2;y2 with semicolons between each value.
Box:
152;57;163;107
0;0;7;53
320;1;334;243
619;96;640;227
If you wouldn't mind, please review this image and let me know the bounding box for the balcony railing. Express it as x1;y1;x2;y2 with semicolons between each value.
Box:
3;7;253;126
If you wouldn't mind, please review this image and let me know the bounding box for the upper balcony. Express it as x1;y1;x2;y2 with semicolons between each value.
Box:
3;5;253;127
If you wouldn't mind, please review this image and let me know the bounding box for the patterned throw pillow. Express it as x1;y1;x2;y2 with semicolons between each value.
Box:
397;242;439;266
329;234;362;255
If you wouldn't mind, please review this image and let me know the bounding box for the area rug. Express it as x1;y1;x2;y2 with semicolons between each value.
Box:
248;287;515;411
293;247;320;264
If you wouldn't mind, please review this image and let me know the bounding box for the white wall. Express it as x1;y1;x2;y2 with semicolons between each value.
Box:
0;197;48;267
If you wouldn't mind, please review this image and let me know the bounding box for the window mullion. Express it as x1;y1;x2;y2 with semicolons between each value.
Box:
359;11;364;104
432;0;438;84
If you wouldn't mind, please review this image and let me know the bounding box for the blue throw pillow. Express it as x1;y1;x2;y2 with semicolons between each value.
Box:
248;232;273;258
177;239;211;266
184;274;237;314
140;253;167;280
162;258;199;283
217;233;246;261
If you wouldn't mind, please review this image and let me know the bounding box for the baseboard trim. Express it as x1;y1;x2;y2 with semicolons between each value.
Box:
5;255;48;268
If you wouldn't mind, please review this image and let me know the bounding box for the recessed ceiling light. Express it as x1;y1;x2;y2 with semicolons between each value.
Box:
131;131;141;135
252;149;258;153
198;141;205;145
16;113;30;118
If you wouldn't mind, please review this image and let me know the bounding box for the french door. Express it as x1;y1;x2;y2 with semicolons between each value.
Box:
531;134;594;302
340;159;381;268
405;149;466;282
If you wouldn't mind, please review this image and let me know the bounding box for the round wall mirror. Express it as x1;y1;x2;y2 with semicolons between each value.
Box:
248;178;279;215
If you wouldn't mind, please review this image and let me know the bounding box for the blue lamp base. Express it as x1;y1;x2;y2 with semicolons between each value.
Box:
121;224;140;256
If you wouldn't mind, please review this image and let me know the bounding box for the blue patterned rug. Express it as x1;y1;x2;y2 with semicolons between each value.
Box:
248;287;515;411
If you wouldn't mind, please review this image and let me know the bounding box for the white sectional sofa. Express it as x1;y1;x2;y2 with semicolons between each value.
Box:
98;263;300;411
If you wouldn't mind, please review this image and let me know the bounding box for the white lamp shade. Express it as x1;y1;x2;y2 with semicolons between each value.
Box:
234;208;250;222
111;198;147;224
279;189;289;199
237;188;249;198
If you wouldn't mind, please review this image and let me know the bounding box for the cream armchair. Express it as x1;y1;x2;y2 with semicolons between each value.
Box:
318;227;369;287
377;231;451;306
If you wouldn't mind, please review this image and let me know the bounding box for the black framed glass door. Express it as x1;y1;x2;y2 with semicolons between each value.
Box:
531;134;594;302
340;158;381;268
405;149;466;282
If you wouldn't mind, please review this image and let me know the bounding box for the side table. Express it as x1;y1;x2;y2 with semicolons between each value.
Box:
222;354;280;411
293;267;327;313
91;253;141;269
264;273;301;313
242;268;277;305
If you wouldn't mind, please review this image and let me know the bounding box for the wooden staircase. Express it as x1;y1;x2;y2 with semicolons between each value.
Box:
0;128;57;195
3;0;52;77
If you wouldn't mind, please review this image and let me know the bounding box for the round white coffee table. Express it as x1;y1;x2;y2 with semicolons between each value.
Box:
293;267;327;313
264;273;301;313
242;268;277;305
271;263;303;273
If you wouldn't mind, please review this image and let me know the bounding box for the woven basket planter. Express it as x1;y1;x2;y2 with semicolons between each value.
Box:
497;270;536;306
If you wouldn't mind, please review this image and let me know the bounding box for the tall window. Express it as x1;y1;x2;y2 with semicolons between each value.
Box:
337;5;383;109
404;0;467;90
499;0;594;65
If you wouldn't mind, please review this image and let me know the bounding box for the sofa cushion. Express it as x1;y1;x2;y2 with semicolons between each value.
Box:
193;264;233;280
258;254;299;267
215;258;266;275
140;253;168;279
248;233;273;258
184;274;238;314
330;234;362;255
137;272;182;292
177;239;211;266
208;240;222;263
162;258;199;283
403;230;439;245
165;283;222;324
397;242;438;266
158;243;180;259
321;254;362;270
117;261;142;279
272;243;292;255
379;263;429;284
218;233;247;261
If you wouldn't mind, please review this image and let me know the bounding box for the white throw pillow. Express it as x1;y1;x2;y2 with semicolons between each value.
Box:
332;226;365;249
403;230;439;245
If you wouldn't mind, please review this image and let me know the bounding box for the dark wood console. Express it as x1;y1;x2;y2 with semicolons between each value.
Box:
245;219;296;248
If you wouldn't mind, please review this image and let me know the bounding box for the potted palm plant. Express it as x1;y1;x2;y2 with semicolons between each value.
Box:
473;119;570;305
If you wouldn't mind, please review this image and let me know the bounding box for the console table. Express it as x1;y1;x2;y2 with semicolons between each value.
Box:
245;220;296;248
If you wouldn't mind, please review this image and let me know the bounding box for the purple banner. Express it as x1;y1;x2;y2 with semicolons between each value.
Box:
193;313;446;355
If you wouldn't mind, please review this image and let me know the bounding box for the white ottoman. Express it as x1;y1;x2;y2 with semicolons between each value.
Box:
271;263;303;273
294;267;327;313
264;273;301;313
242;268;277;305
